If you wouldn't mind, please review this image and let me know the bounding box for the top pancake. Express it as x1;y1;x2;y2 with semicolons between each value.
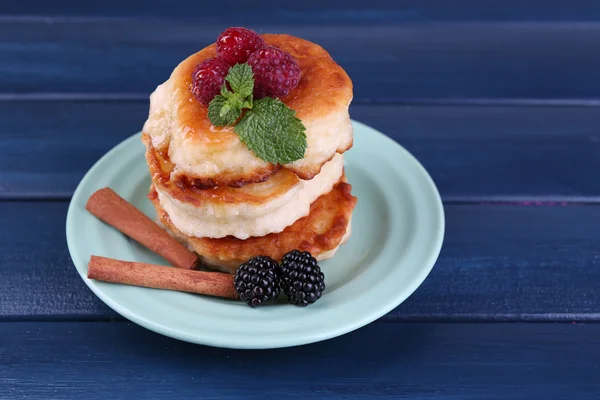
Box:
143;33;353;189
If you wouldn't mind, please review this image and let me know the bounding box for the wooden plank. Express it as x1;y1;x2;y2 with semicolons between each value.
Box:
1;21;600;102
1;102;600;200
4;0;600;22
0;101;144;198
2;201;600;321
0;202;114;319
1;322;599;399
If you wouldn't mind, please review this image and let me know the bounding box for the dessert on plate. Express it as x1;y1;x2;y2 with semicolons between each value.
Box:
141;27;357;274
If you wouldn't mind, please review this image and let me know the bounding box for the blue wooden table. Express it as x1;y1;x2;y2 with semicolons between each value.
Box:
2;1;600;398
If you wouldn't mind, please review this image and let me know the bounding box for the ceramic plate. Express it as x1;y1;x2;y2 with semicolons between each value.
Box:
66;120;444;349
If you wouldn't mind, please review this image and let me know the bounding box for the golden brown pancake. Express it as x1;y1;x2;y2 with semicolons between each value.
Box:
149;178;357;273
143;33;353;189
144;131;346;239
144;133;301;206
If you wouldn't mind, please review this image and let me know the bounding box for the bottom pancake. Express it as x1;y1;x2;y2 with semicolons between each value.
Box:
148;178;357;273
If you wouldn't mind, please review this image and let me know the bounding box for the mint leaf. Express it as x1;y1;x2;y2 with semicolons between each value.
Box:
207;63;307;163
226;64;254;99
209;67;254;127
208;95;242;126
234;97;307;164
220;101;232;117
221;84;233;98
242;97;253;109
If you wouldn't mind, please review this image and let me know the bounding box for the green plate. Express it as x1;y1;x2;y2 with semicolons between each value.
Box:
66;120;444;349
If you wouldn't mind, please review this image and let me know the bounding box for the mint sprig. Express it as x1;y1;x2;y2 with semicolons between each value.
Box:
235;97;307;165
207;64;254;126
207;63;306;164
207;94;242;126
226;63;254;99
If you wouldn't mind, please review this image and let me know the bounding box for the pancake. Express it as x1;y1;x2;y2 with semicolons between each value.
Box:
148;139;345;239
143;133;300;207
149;178;357;273
143;33;353;189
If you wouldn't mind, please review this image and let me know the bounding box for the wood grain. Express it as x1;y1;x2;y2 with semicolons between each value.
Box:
1;20;600;103
1;321;599;399
1;102;599;200
6;0;600;21
2;201;600;321
2;1;599;395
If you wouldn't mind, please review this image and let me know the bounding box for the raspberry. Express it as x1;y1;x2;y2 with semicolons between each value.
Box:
247;46;301;99
234;256;281;307
190;57;230;105
217;27;266;66
280;250;325;307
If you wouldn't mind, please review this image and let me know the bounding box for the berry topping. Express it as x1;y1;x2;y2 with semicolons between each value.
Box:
234;256;281;307
190;57;230;105
280;250;325;307
217;27;266;66
247;46;301;99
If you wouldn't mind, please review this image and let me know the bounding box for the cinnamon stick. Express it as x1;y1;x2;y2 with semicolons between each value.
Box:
86;187;197;270
88;255;238;299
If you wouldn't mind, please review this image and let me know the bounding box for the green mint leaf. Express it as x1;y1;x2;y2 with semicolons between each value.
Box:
221;84;233;99
234;97;307;164
226;64;254;99
208;95;242;126
242;97;253;110
221;93;244;118
220;102;232;117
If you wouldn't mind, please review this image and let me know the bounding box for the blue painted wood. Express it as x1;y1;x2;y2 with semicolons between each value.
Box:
2;201;600;321
2;102;599;200
1;322;599;399
2;2;598;394
4;0;600;22
1;21;600;102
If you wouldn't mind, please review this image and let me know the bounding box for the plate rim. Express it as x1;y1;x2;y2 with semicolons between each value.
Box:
66;119;445;349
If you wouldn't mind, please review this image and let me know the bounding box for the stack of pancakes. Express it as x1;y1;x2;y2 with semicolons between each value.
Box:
142;34;357;273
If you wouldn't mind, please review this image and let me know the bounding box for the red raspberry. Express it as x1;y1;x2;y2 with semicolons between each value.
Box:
190;57;230;105
217;27;266;66
247;46;301;98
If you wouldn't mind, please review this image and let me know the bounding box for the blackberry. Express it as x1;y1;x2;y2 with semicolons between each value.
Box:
280;250;325;307
234;256;280;307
